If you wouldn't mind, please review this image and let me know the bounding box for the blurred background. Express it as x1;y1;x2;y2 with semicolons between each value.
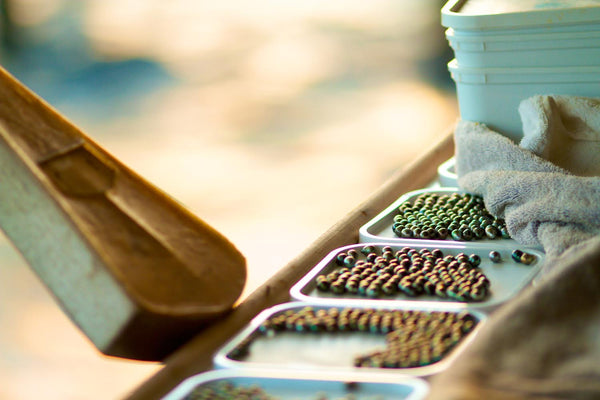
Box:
0;0;457;398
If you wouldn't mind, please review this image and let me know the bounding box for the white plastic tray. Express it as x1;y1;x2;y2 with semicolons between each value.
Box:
163;369;429;400
359;188;528;249
214;301;485;378
290;242;543;311
437;157;458;187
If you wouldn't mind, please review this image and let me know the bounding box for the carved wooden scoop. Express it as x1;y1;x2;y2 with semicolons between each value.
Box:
0;67;246;360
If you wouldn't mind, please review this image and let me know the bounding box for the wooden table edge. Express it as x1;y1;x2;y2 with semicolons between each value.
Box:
124;129;456;400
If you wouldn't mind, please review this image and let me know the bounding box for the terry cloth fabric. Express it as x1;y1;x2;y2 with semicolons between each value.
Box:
425;235;600;400
453;118;600;262
519;95;600;177
425;95;600;400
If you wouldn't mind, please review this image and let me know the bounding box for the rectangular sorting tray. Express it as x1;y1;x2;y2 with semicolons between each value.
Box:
163;369;429;400
290;242;543;310
214;301;486;378
437;157;457;187
359;188;532;249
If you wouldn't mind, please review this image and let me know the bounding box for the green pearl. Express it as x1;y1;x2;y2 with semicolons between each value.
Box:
461;228;473;241
361;245;376;255
451;229;463;241
511;249;524;263
485;225;499;239
472;226;485;239
316;276;330;291
468;254;481;267
400;228;413;238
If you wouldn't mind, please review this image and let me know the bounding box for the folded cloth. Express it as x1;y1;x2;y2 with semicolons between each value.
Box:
519;95;600;176
454;119;600;261
425;95;600;400
425;235;600;400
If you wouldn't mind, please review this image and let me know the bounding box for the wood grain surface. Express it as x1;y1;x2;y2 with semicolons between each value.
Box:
0;66;247;361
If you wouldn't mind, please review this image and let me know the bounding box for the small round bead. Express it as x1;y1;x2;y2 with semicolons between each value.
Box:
431;248;444;259
468;254;481;267
511;249;524;263
472;226;485;239
335;253;347;265
400;228;413;238
489;250;502;263
520;252;536;265
485;225;499;239
451;229;463;241
361;245;376;255
348;249;359;258
461;228;473;241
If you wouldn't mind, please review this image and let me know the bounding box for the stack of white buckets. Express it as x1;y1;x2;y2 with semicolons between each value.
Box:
442;0;600;143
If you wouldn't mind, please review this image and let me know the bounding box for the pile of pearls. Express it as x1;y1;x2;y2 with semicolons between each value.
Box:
233;306;477;369
316;245;490;302
186;382;271;400
186;381;364;400
392;192;510;241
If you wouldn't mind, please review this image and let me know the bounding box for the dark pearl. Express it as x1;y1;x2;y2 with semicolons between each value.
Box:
398;282;417;297
456;253;468;263
423;280;436;295
345;281;359;294
335;253;347;265
435;283;448;298
431;248;443;259
485;225;499;239
489;250;502;263
331;281;345;294
472;226;485;239
451;229;462;241
381;282;396;295
461;228;473;241
400;228;413;238
361;245;376;255
468;254;481;267
348;249;359;259
511;249;524;263
366;285;381;298
470;288;486;301
520;252;536;265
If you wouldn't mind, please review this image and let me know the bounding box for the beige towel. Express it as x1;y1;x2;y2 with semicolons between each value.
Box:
519;95;600;176
426;236;600;400
454;119;600;261
426;95;600;400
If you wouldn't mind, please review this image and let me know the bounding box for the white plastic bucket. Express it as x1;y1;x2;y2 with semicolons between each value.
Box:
446;27;600;68
448;59;600;142
442;0;600;32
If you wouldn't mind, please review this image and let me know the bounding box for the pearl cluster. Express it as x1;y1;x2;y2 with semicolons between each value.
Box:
392;192;510;241
232;306;477;369
186;381;363;400
315;245;490;302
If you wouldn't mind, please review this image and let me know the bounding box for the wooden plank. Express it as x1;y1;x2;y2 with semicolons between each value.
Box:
0;67;247;361
125;130;455;399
